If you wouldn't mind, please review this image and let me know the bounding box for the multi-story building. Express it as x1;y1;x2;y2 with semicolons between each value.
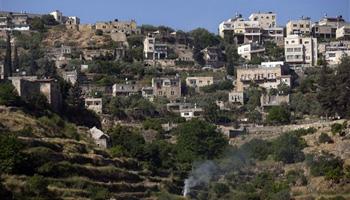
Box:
143;34;168;60
248;12;276;29
286;17;312;36
65;16;80;25
238;43;265;60
284;35;318;66
336;25;350;40
152;77;181;100
185;77;214;88
0;13;30;31
95;20;140;35
85;98;103;114
312;15;347;39
262;27;284;46
50;10;63;23
322;41;350;65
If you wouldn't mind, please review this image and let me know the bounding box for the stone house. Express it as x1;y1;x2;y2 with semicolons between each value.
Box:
185;76;214;88
89;127;109;148
141;87;154;101
260;94;290;108
152;77;181;100
9;76;62;111
95;20;140;35
286;17;312;36
62;70;78;85
112;83;141;96
85;98;103;114
166;102;203;120
229;91;245;105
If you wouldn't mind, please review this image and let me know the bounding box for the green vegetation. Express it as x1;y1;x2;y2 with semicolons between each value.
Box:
307;153;344;182
319;133;333;144
266;105;291;125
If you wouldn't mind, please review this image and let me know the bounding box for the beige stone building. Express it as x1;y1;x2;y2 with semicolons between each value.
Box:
262;27;284;46
284;35;318;66
85;98;103;114
229;91;245;105
249;12;276;29
186;77;214;88
112;83;140;96
336;25;350;40
260;94;290;108
286;17;312;36
235;64;291;92
152;77;181;100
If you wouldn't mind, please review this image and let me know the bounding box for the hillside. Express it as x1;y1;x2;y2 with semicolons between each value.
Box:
0;106;183;200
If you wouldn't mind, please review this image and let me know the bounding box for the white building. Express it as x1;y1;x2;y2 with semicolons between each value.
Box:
186;77;214;88
325;50;350;65
261;61;285;68
85;98;103;114
238;43;265;60
143;35;168;60
284;35;318;66
89;127;109;149
336;25;350;40
50;10;63;23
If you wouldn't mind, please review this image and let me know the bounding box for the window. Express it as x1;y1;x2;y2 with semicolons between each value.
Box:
328;53;336;57
171;91;175;95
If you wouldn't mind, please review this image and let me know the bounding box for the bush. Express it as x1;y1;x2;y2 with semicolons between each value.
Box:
95;29;103;36
240;139;272;161
0;134;24;173
331;123;343;135
272;133;306;164
0;82;21;106
212;183;230;197
266;105;291;125
26;175;48;197
88;186;110;200
319;133;333;144
307;153;344;182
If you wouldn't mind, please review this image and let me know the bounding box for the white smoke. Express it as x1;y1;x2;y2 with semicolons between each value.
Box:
183;161;218;197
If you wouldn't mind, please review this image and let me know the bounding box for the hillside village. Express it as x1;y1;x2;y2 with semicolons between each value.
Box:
1;8;350;200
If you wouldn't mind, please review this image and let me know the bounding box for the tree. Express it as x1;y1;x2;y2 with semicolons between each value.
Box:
26;175;48;197
225;44;241;76
0;134;24;173
175;119;228;162
272;133;306;164
317;64;337;117
12;45;19;73
318;133;333;144
4;32;12;77
266;105;291;125
41;15;58;26
66;82;84;109
0;82;20;106
30;17;45;32
335;56;350;118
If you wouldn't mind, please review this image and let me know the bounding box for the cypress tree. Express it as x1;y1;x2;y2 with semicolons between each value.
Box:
317;62;337;117
4;32;12;77
335;56;350;117
12;45;19;73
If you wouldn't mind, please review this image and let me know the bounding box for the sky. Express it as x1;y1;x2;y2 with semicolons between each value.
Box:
1;0;349;33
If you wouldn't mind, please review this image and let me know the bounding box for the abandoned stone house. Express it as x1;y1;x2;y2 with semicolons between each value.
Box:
112;83;141;96
62;70;78;85
260;94;290;108
201;47;224;68
152;77;181;100
185;76;214;88
8;76;62;111
85;98;103;114
89;127;109;148
95;20;140;35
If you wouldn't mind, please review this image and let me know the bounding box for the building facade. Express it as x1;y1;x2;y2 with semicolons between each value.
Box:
284;35;318;66
336;25;350;40
95;20;140;35
143;35;168;60
185;76;214;88
248;12;276;29
238;43;265;60
286;18;312;36
85;98;103;114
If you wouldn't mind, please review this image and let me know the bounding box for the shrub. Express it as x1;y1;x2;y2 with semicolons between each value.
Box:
26;175;48;197
88;186;110;200
266;105;291;125
212;183;230;197
307;153;344;182
240;139;272;161
331;123;343;135
95;29;103;36
319;133;333;144
0;134;24;173
272;133;306;164
0;82;21;106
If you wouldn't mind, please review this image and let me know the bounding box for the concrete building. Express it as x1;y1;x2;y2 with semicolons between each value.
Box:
0;13;30;31
336;25;350;40
262;27;284;46
85;98;103;114
261;61;285;68
50;10;63;23
95;20;140;35
143;35;168;60
112;83;140;96
284;35;318;66
141;87;154;101
185;76;214;88
65;16;80;25
235;64;291;92
286;17;312;36
9;76;62;111
166;102;203;120
152;77;181;100
322;41;350;65
89;127;109;148
201;47;224;68
249;12;276;29
325;49;350;65
238;43;265;60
